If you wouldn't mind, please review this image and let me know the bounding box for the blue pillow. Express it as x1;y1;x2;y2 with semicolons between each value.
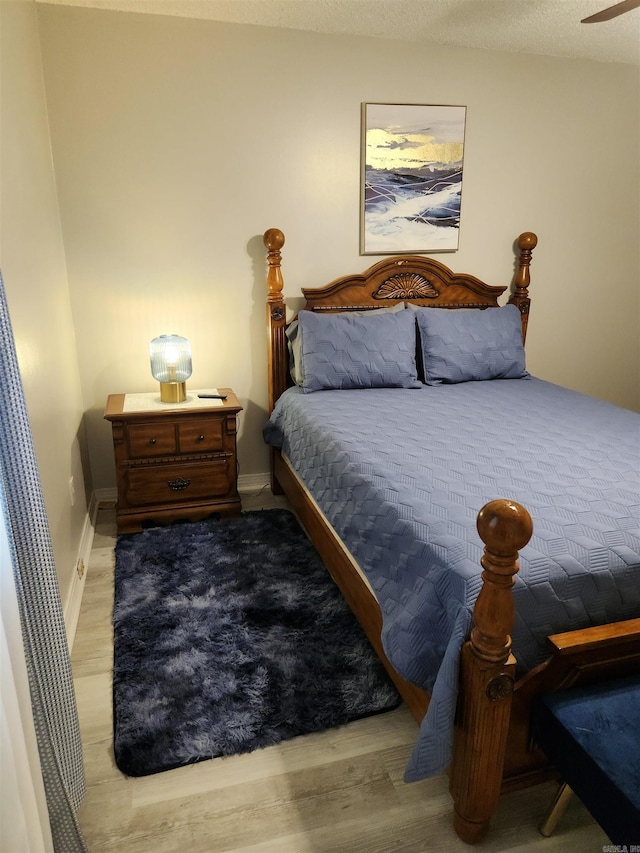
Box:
415;304;529;385
298;308;421;393
286;304;404;386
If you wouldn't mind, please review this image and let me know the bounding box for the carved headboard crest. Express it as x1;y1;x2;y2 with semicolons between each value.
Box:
373;273;439;300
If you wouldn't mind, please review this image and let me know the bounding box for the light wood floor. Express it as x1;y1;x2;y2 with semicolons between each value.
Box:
71;495;608;853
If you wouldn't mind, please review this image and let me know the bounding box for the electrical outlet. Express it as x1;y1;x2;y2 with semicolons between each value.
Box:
68;476;75;507
77;559;85;579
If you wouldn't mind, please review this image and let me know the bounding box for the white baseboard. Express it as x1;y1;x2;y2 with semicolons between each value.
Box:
93;487;117;506
238;473;271;496
63;494;101;652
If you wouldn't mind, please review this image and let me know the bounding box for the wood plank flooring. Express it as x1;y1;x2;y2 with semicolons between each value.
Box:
71;496;608;852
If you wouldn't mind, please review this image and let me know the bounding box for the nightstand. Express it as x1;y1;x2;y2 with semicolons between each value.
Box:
104;389;243;534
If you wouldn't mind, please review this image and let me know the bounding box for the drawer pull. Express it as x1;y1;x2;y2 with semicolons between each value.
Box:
149;438;157;445
198;435;205;442
167;477;191;491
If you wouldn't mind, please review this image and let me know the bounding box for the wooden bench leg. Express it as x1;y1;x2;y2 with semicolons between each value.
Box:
539;783;573;837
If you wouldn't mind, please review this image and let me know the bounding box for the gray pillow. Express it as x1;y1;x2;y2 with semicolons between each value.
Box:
415;304;529;385
298;307;421;393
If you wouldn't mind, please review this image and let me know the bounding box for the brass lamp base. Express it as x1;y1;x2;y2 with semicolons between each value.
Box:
159;381;187;403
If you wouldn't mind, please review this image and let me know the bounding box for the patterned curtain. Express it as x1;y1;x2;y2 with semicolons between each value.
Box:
0;271;87;853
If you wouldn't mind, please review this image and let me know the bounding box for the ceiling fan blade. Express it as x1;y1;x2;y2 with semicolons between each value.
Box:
581;0;640;23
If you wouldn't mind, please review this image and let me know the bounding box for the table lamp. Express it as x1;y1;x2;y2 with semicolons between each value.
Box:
149;334;192;403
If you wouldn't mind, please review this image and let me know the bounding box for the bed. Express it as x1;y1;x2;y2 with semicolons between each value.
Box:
261;228;640;843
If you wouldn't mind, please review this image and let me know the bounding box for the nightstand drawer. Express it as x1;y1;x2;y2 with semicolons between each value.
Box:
178;419;224;453
124;459;233;507
127;423;176;458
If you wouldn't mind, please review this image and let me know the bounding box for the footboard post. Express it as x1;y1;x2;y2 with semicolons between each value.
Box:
450;499;533;844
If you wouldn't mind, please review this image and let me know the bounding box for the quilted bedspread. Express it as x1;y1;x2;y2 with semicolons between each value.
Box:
262;378;640;781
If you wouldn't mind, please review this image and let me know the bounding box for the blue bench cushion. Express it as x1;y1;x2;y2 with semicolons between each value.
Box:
533;675;640;845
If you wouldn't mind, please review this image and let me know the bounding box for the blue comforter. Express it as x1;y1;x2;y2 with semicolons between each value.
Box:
263;378;640;780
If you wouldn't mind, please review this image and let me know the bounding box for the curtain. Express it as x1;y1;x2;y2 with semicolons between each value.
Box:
0;270;87;853
1;496;53;852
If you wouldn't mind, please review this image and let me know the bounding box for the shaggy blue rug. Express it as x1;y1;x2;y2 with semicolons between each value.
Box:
113;509;400;776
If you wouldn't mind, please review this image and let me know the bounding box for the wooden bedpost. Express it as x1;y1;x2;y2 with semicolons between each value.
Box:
264;228;287;413
264;228;287;494
450;499;533;844
509;232;537;344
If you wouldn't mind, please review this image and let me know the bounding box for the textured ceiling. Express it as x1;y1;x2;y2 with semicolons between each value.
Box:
38;0;640;65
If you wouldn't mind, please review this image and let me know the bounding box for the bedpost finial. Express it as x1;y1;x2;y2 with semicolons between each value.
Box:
518;232;537;252
263;228;285;251
264;228;285;300
477;499;533;556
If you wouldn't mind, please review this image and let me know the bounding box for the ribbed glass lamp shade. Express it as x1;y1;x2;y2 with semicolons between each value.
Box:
149;334;192;402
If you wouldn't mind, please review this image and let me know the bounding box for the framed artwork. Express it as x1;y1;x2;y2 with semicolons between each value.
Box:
361;103;467;254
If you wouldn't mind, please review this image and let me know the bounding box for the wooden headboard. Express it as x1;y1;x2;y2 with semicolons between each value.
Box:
264;229;538;413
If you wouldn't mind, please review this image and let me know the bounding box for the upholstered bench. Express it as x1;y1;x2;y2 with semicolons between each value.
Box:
532;675;640;845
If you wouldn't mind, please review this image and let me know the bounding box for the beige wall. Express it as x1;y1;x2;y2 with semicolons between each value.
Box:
0;0;88;608
36;5;640;492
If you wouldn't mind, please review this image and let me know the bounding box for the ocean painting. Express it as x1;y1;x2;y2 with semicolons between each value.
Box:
361;103;467;254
